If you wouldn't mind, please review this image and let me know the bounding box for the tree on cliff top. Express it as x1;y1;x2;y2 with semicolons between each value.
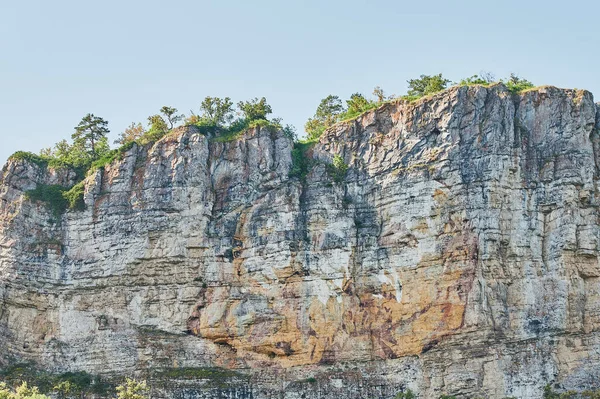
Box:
504;73;534;93
72;113;110;161
406;73;451;97
304;95;345;141
115;122;146;145
237;97;272;121
200;96;234;126
159;106;184;129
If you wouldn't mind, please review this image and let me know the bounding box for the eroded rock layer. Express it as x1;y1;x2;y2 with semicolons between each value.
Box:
1;84;600;398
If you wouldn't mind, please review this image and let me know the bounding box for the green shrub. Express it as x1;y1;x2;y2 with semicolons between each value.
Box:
504;73;535;93
0;364;112;397
63;181;86;211
89;140;136;173
289;140;317;180
116;378;148;399
459;74;494;86
582;388;600;398
25;180;86;216
327;154;348;183
406;73;451;98
543;384;578;399
0;381;51;399
395;389;416;399
24;185;69;216
9;151;50;168
338;93;378;121
305;95;345;140
194;118;219;135
237;97;272;121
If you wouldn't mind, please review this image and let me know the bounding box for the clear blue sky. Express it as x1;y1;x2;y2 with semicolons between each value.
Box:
1;0;599;167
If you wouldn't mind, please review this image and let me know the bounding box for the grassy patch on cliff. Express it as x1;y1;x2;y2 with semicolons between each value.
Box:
25;181;85;216
289;140;348;184
89;140;136;173
289;140;317;180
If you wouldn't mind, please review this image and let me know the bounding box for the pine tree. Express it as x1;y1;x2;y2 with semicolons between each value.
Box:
72;113;110;160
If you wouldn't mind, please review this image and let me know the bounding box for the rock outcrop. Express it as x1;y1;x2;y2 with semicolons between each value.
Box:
1;84;599;398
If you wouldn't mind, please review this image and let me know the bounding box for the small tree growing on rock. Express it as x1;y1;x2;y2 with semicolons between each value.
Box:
304;95;345;141
237;97;272;121
72;113;110;161
406;73;451;98
115;122;146;145
160;106;184;129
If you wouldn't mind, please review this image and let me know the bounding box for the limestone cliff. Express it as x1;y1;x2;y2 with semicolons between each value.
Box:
1;84;599;398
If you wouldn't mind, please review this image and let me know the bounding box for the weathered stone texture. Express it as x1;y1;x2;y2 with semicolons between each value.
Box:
1;84;599;398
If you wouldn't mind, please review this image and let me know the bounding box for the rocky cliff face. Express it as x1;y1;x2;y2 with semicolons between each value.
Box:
1;84;600;398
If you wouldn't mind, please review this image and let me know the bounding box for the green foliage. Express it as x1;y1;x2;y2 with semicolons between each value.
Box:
282;124;297;141
193;118;219;135
315;95;345;126
326;154;348;183
89;140;136;173
9;152;49;168
439;396;457;399
237;97;272;121
210;127;245;143
543;384;578;399
305;95;345;141
289;140;317;180
406;73;451;98
373;86;392;102
583;388;600;398
395;389;416;399
115;122;146;145
504;73;535;93
0;382;50;399
143;114;169;144
25;180;86;216
339;93;377;121
459;74;495;86
304;118;326;141
115;378;148;399
24;185;69;216
72;113;110;161
199;97;234;126
62;181;86;211
160;106;184;129
0;364;112;397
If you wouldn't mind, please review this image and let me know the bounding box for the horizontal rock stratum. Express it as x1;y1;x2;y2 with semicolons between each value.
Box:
1;84;600;398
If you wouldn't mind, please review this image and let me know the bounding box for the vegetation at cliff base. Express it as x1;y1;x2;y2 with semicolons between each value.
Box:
115;379;148;399
0;364;113;398
0;381;50;399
